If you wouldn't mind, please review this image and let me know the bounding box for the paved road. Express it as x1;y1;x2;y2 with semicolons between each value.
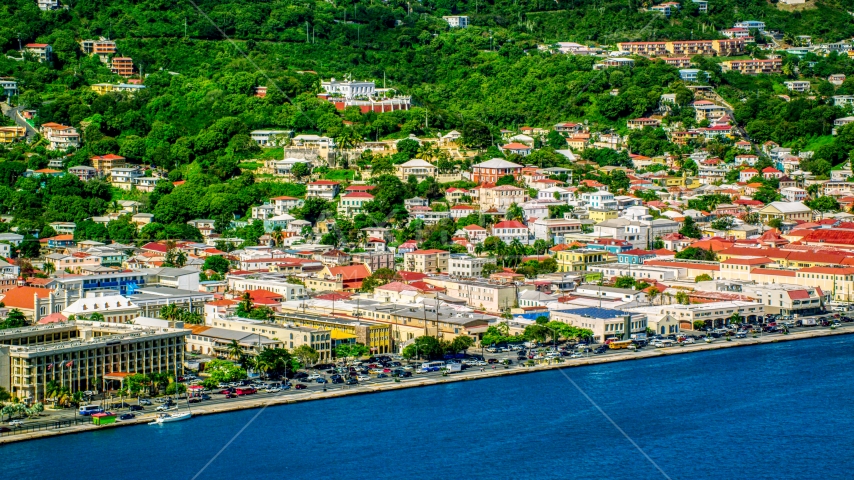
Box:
4;322;851;436
0;102;36;140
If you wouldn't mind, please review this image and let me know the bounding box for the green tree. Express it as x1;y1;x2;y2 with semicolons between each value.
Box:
679;217;702;239
675;247;716;262
401;336;443;360
695;273;713;282
203;255;230;274
292;345;320;368
204;359;247;383
0;309;27;329
335;343;370;362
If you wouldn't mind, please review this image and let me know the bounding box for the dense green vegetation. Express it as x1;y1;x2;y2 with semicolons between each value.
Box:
2;0;854;242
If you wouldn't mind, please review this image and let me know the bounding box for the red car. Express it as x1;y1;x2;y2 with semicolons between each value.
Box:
294;384;307;390
224;393;236;399
219;388;235;395
235;387;256;396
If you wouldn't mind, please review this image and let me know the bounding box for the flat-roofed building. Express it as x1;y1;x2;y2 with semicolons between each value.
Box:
0;321;188;403
277;312;393;354
209;316;332;361
551;307;647;343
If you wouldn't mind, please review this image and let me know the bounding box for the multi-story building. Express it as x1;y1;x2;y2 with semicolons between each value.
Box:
471;158;523;184
478;185;527;211
721;58;782;75
40;123;80;150
350;251;395;272
277;312;393;354
396;159;437;182
38;0;60;10
443;15;469;28
490;220;530;245
306;180;340;200
551;307;647;343
0;78;18;97
68;165;97;181
554;249;614;272
337;192;373;216
784;81;811;92
225;275;307;301
721;28;751;39
0;321;188;402
24;43;52;62
581;190;617;210
0;126;26;145
531;218;583;243
617;41;668;56
712;39;746;56
209;317;332;361
80;39;117;56
110;57;134;77
110;167;143;190
90;153;127;174
404;249;450;273
447;255;496;278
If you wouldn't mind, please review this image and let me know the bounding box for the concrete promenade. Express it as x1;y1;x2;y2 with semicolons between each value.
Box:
2;325;850;445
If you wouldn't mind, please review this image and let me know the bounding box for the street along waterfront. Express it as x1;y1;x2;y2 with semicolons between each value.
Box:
3;331;854;480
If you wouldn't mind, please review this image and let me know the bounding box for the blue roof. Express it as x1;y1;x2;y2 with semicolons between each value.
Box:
555;307;630;319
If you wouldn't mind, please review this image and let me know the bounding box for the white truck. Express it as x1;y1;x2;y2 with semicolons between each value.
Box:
444;363;462;373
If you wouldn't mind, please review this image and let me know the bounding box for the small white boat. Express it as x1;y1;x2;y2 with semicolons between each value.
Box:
150;412;193;425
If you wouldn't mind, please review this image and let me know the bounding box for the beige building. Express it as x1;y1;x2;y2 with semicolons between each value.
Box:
550;308;647;343
0;321;188;403
758;201;812;223
478;185;527;211
403;249;450;273
422;276;531;313
396;159;437;182
209;317;333;362
277;312;394;355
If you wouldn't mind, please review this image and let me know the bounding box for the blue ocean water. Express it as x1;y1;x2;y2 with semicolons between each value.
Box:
8;335;854;480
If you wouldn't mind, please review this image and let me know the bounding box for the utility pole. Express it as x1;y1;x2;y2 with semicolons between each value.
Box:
306;22;310;43
184;18;188;39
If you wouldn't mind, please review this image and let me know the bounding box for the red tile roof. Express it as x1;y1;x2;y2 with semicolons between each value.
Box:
1;286;52;310
492;220;527;229
327;264;371;281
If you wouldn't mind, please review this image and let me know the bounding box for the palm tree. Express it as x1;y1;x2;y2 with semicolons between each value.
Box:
160;304;183;321
509;239;525;268
227;340;243;360
43;262;56;276
271;227;284;247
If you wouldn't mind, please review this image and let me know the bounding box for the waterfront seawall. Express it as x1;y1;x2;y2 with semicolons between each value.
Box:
2;326;851;445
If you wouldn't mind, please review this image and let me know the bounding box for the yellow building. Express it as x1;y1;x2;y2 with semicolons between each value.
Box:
276;312;393;355
758;201;812;223
653;176;687;187
554;249;614;272
588;209;619;223
0;126;26;144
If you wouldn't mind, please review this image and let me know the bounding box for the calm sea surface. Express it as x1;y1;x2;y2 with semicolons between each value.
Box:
8;335;854;480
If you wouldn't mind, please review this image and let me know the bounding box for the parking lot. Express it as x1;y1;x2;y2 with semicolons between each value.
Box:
4;319;854;437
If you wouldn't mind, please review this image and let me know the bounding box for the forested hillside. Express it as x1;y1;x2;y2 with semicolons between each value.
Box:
2;0;854;242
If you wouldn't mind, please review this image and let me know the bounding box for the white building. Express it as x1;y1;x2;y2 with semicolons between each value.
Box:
447;255;496;278
581;190;617;210
781;187;807;202
443;16;469;28
306;180;340;200
251;130;292;146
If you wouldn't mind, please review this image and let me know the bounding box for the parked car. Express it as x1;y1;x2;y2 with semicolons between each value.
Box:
129;405;144;411
316;378;328;384
356;374;370;381
118;413;136;421
138;399;152;406
331;377;344;384
294;384;307;390
0;427;11;433
346;378;359;385
155;404;172;412
8;420;23;428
